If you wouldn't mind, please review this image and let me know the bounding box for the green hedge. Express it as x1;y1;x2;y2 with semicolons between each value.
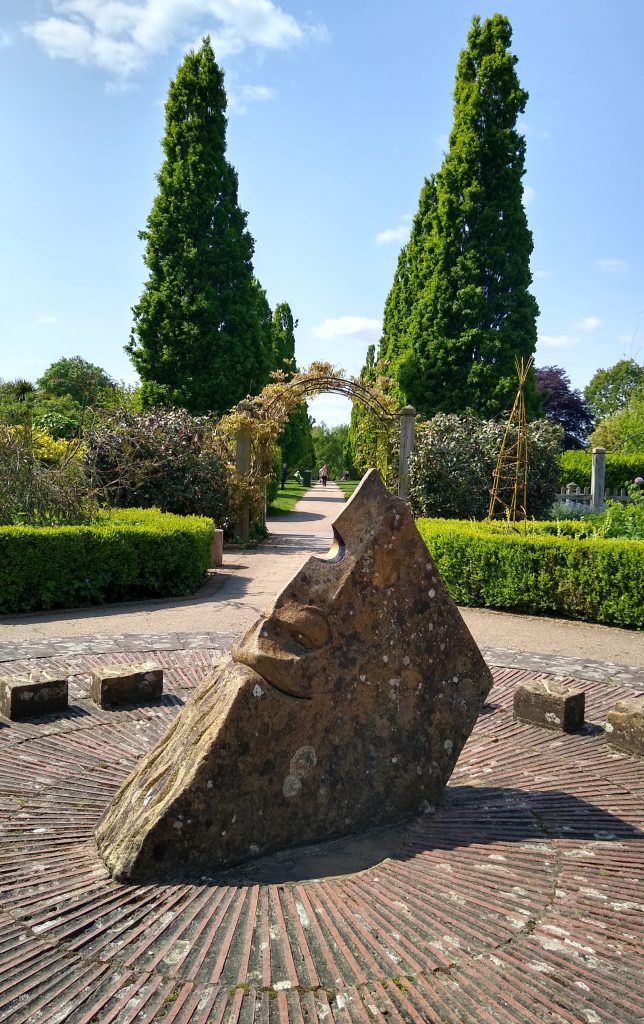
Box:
560;450;643;490
0;508;214;613
417;518;644;629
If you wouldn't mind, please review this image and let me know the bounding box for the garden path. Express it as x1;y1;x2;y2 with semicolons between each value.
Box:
0;481;642;680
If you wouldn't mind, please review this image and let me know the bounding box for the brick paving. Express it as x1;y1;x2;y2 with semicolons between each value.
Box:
0;482;642;1021
0;652;641;1022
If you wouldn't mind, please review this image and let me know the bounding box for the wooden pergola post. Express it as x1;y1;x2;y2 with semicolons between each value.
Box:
234;404;253;543
398;405;416;502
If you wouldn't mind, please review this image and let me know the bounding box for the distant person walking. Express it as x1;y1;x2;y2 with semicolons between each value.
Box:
319;464;328;487
280;462;288;490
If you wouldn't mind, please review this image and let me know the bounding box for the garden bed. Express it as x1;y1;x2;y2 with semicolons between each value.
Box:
0;508;214;614
417;518;644;629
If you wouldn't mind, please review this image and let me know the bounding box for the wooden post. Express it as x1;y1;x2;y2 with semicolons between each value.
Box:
235;416;252;543
210;528;224;567
398;405;416;502
591;446;606;512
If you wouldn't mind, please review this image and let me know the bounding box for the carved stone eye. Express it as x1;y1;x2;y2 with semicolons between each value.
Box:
271;603;330;649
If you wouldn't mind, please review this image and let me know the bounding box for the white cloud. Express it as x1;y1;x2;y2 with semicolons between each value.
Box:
376;214;411;246
533;270;551;280
517;118;550;139
574;316;602;331
0;29;14;47
522;184;536;205
433;132;449;150
228;82;275;113
25;0;317;80
594;258;628;273
37;314;59;324
538;334;580;349
313;316;382;342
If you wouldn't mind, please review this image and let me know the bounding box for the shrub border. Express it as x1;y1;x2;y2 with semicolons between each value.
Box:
417;518;644;629
0;508;214;614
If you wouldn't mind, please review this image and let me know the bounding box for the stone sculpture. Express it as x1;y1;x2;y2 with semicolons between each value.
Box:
96;470;492;881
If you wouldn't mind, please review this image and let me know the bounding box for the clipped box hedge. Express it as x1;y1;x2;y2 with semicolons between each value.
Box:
0;508;214;614
417;518;644;629
560;450;643;490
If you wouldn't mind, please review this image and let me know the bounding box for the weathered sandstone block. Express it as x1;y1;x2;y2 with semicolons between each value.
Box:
606;697;644;757
96;470;492;881
90;663;163;708
513;678;585;732
0;673;68;721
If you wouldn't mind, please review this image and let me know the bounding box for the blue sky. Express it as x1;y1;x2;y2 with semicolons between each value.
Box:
1;1;642;427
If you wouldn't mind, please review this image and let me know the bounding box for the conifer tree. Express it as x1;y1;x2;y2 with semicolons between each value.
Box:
379;175;438;403
380;15;538;420
127;38;271;415
271;302;314;469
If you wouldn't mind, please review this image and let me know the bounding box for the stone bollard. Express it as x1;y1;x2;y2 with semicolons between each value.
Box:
605;697;643;757
0;672;68;721
513;678;585;733
210;528;224;567
90;663;163;708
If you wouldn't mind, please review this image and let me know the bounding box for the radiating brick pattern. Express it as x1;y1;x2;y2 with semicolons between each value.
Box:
0;653;642;1023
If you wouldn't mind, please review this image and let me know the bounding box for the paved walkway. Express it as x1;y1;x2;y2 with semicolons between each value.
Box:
1;484;642;1024
0;481;642;683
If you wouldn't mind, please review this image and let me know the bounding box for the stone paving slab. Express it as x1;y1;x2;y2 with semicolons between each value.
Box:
0;651;641;1023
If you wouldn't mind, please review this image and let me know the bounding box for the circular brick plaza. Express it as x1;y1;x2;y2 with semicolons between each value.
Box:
0;644;642;1023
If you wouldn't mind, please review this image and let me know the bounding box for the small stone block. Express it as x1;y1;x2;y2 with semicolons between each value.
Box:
513;678;585;733
0;673;68;721
90;663;163;708
605;697;644;757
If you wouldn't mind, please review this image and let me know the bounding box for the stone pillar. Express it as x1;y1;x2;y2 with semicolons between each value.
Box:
210;528;224;567
235;419;252;543
398;405;416;502
591;447;606;512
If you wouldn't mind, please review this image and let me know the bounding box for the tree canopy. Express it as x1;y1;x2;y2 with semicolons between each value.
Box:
584;358;644;423
127;37;271;415
535;365;593;449
379;14;538;420
37;356;114;406
590;391;644;453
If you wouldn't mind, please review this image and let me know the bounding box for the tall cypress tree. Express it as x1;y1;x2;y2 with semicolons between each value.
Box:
271;302;298;377
380;15;538;420
127;37;271;414
379;174;438;403
271;302;314;469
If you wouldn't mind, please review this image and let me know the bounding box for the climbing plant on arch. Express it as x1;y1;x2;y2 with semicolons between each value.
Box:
216;362;400;536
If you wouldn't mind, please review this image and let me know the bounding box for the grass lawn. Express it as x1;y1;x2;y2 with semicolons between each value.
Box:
267;479;309;515
336;479;361;500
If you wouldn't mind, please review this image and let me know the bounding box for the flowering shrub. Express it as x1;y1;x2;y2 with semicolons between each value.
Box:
0;423;94;526
84;408;231;526
409;414;562;520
